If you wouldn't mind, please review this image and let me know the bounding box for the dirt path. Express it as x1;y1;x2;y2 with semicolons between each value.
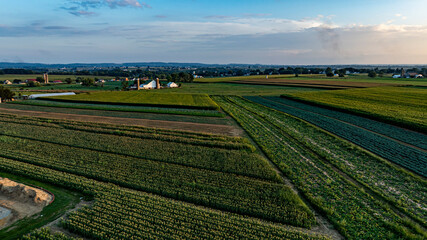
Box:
0;107;243;136
43;199;93;240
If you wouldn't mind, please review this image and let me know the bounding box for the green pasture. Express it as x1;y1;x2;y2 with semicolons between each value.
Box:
42;91;220;110
283;86;427;133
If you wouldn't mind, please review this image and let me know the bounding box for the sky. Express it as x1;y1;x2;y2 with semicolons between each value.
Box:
0;0;426;65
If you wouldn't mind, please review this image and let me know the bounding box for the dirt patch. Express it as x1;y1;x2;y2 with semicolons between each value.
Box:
0;107;242;136
0;178;53;229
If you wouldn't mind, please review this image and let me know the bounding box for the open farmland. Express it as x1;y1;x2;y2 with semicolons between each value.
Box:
41;91;220;110
0;112;332;236
283;86;427;133
246;96;427;177
213;96;426;240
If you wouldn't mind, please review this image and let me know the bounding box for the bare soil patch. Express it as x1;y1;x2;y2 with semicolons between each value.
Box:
0;178;53;229
0;107;243;136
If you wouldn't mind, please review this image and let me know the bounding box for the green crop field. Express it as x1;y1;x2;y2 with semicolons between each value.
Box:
197;74;427;86
283;86;427;133
41;91;220;110
1;72;426;239
0;113;329;239
213;96;426;240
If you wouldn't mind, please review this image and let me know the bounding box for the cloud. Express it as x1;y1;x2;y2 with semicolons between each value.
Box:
62;0;151;16
69;10;97;16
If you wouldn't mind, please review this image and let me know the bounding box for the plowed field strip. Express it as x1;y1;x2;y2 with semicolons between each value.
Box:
0;107;242;136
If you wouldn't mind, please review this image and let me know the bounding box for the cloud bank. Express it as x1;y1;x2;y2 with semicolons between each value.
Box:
62;0;151;16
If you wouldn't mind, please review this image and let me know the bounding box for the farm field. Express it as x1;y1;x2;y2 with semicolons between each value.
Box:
213;96;426;240
8;99;224;117
1;73;426;239
197;74;427;86
245;96;427;177
0;112;335;239
42;91;220;110
283;86;427;133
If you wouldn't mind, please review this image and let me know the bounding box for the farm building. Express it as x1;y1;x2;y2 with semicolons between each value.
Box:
28;92;76;99
393;75;401;78
141;80;158;89
167;82;179;88
2;80;12;85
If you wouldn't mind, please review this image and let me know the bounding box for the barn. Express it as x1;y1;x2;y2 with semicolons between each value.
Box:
167;82;179;88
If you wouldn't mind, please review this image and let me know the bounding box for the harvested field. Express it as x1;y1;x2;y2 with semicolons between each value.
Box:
0;107;243;136
229;78;398;89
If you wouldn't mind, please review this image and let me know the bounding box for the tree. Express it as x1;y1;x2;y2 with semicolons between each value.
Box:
121;81;129;91
0;86;15;101
368;71;377;78
27;81;40;87
36;77;44;83
65;78;73;84
81;78;95;86
325;67;334;77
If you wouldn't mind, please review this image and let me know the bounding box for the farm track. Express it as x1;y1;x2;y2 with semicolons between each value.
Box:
260;96;427;152
248;96;427;177
0;106;242;136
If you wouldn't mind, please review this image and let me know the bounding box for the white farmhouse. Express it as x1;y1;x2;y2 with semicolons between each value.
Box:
167;82;179;88
2;80;12;85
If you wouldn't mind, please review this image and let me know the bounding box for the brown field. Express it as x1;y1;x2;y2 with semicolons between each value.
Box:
227;78;400;89
0;107;243;136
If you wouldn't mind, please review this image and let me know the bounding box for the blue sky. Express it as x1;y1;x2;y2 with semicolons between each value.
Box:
0;0;426;64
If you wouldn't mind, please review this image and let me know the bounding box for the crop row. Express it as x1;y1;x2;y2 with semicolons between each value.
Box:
245;96;427;177
0;157;329;240
282;86;427;133
21;228;79;240
0;113;239;143
238;96;427;225
63;189;328;240
0;119;274;181
264;96;426;150
213;96;426;240
11;99;225;117
0;133;316;228
0;114;254;152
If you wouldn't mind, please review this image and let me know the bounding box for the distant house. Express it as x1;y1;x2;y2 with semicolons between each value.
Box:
96;79;105;83
403;72;424;78
167;82;179;88
28;92;76;99
392;75;401;78
53;80;63;83
26;79;37;83
2;80;12;85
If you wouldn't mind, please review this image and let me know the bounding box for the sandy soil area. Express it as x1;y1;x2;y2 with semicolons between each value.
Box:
0;178;53;230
